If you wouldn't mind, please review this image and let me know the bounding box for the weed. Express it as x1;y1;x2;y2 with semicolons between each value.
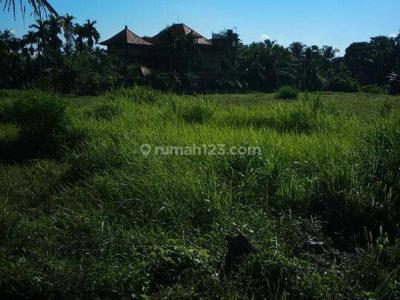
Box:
1;90;400;299
176;99;214;123
275;86;299;99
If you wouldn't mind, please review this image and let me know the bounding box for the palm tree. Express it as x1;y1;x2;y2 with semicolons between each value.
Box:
322;46;339;61
82;20;100;49
1;0;58;17
22;31;37;56
45;15;62;57
74;24;85;52
0;29;14;50
0;29;21;52
395;32;400;47
61;14;75;54
289;42;305;59
29;19;48;56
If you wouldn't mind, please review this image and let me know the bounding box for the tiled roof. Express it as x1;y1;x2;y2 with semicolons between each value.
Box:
150;23;211;45
100;26;152;46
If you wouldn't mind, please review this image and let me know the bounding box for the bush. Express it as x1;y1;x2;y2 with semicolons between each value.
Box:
122;64;143;86
275;86;299;99
150;72;181;91
361;85;386;94
182;72;200;92
72;51;118;96
32;51;118;95
0;95;83;160
326;76;360;92
388;72;400;95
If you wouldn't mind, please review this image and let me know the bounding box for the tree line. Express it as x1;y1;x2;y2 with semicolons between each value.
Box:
239;36;400;94
1;15;399;95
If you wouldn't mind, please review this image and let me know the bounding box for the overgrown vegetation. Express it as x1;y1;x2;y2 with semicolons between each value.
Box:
1;18;399;94
0;88;399;299
275;86;299;99
0;91;84;161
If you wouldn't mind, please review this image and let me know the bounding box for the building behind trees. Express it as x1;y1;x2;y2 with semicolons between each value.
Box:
100;23;239;74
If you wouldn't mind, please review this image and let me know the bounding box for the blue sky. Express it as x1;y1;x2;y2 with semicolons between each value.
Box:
1;0;399;54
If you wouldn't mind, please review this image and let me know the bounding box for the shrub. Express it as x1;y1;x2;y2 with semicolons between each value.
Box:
361;84;386;94
388;72;400;95
72;51;118;95
326;76;360;92
0;102;8;122
275;86;299;99
182;72;200;92
0;95;84;160
33;51;118;95
150;72;181;91
122;64;143;86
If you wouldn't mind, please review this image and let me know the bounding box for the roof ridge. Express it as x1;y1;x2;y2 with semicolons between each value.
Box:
125;27;129;44
100;24;211;46
100;26;152;46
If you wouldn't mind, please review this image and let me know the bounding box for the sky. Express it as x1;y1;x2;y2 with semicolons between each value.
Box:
1;0;399;54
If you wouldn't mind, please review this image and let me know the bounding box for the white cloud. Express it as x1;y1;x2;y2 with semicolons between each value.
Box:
10;29;15;34
259;34;271;41
389;33;398;38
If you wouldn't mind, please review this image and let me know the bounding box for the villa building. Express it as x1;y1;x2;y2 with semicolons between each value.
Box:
100;23;239;74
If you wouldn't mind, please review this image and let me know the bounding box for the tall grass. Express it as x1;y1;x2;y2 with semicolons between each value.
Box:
275;86;299;99
0;87;400;299
219;94;333;133
0;93;85;160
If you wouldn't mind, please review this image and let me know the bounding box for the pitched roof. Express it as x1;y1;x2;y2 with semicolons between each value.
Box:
150;23;211;45
100;26;152;46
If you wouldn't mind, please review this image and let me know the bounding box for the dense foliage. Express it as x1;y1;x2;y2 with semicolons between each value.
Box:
0;91;84;160
0;17;115;95
1;17;399;94
0;89;400;299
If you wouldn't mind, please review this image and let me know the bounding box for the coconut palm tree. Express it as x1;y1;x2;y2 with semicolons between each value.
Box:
45;15;63;58
0;29;22;52
74;24;85;52
1;0;58;17
22;30;37;56
29;19;48;56
82;20;100;49
61;14;75;54
322;46;339;61
289;42;305;59
395;32;400;47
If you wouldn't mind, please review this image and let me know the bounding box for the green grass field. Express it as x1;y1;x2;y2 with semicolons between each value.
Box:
0;88;400;299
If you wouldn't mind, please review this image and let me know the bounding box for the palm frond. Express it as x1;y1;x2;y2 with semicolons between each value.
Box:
1;0;58;18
